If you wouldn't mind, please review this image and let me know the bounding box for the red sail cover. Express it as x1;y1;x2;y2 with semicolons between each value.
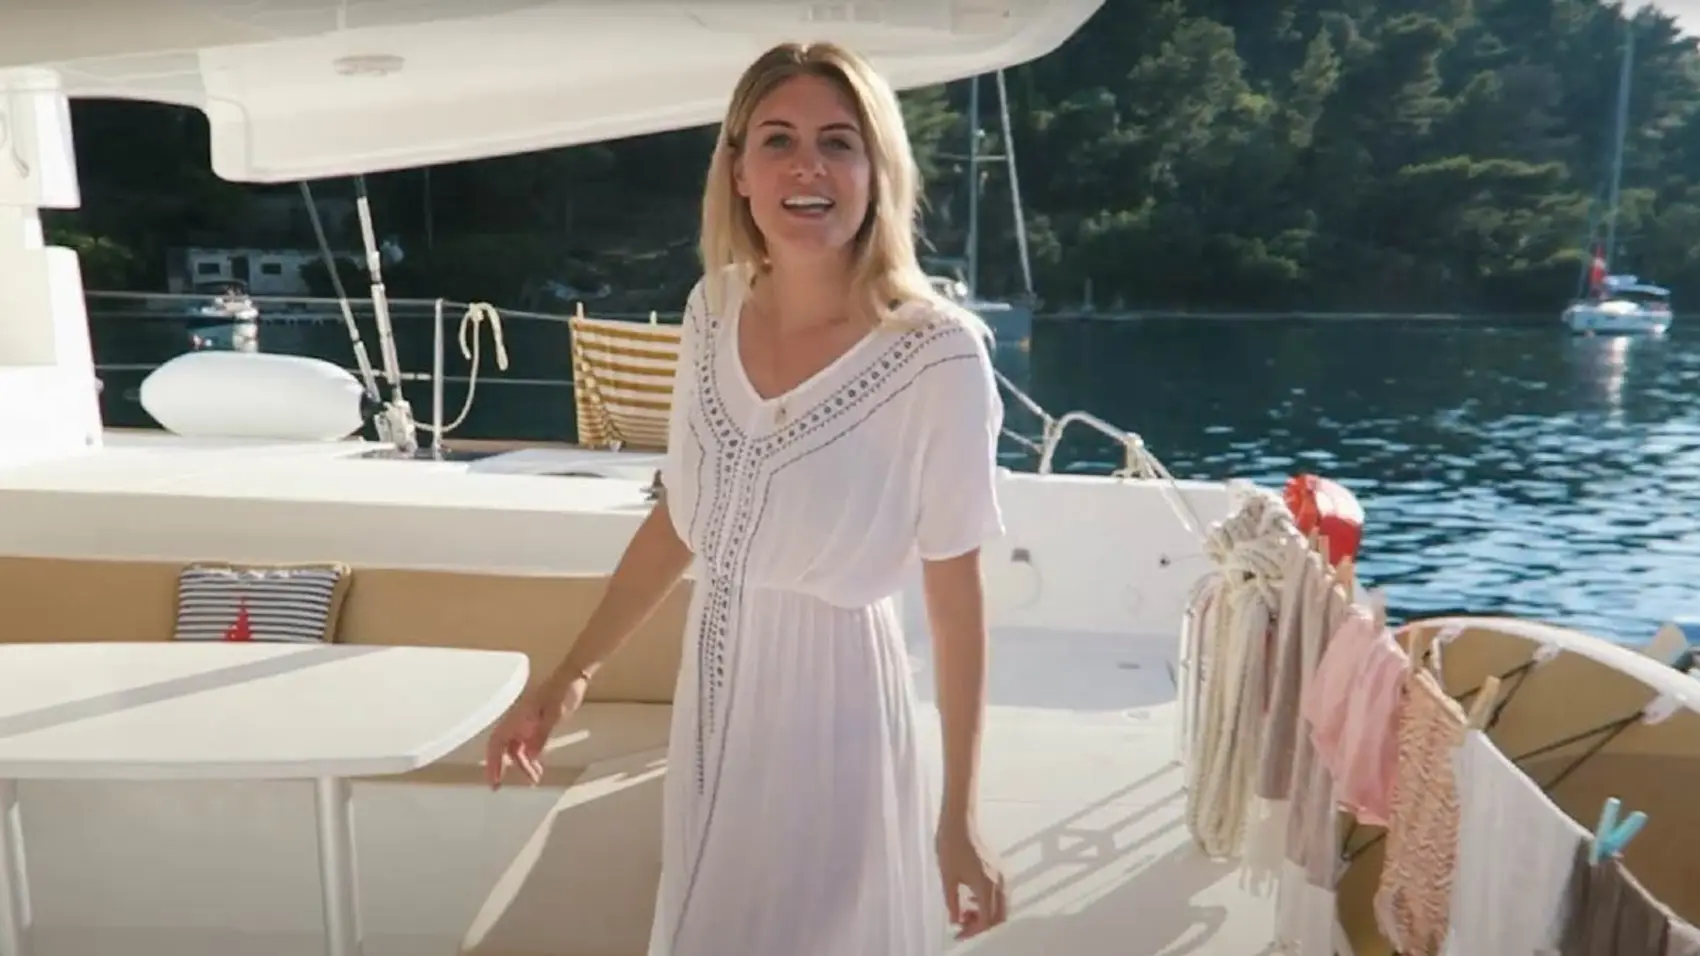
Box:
1284;474;1364;568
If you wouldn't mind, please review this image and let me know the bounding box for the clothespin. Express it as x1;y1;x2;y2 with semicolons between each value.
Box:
1464;675;1499;731
1589;797;1648;864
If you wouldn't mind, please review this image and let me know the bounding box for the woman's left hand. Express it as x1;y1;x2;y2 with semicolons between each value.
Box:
936;819;1008;939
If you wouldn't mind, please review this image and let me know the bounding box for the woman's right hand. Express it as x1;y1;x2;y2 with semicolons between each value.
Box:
484;670;589;789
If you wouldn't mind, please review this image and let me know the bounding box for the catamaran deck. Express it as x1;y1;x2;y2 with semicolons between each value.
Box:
8;625;1276;956
0;429;1270;953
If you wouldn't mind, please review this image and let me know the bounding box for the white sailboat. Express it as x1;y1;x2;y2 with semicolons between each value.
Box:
1562;15;1673;336
931;69;1036;350
1562;272;1672;335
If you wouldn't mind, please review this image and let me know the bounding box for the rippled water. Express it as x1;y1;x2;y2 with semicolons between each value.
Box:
1004;318;1700;644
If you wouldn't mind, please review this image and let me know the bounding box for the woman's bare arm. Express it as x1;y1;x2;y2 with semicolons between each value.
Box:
550;498;694;687
922;547;991;830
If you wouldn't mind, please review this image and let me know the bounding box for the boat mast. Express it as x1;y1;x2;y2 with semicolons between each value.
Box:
1603;17;1635;269
995;70;1035;301
961;71;1035;301
967;75;980;296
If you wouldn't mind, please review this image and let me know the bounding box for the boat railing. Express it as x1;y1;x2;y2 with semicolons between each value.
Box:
84;289;1205;531
993;373;1204;534
89;284;584;421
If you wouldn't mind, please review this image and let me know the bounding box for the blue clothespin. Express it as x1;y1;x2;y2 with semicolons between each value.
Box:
1590;797;1648;864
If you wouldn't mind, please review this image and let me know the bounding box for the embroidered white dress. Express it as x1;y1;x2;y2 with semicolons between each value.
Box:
646;273;1006;956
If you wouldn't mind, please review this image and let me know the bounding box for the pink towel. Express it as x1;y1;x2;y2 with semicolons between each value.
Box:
1301;606;1409;826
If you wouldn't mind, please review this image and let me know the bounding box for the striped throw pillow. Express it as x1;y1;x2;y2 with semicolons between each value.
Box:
172;562;352;644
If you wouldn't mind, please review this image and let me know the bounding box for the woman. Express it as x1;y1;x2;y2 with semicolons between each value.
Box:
485;40;1008;956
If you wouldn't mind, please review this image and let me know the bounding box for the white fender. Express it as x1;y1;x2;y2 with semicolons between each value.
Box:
140;351;365;441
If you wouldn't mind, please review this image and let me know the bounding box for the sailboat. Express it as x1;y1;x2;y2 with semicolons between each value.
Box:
1563;15;1673;335
927;70;1036;351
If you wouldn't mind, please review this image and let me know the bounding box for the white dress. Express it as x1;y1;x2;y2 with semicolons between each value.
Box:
647;272;1006;956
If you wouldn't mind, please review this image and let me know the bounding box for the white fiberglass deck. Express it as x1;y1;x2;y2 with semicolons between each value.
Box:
0;431;670;575
6;625;1275;956
0;431;662;511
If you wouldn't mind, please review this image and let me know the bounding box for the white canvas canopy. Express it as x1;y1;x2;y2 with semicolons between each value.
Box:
0;0;1102;182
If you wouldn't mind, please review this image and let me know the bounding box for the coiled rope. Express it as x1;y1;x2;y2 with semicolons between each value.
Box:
1181;481;1303;859
418;301;508;437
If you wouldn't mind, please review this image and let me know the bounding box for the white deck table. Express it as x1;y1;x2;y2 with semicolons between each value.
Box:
0;642;528;956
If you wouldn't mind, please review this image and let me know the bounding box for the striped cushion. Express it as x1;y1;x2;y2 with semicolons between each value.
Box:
172;562;351;644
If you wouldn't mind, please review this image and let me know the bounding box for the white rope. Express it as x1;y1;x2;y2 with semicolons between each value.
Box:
1182;482;1301;859
419;301;508;437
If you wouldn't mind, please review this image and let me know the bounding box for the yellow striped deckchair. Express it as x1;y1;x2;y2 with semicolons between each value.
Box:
568;304;681;451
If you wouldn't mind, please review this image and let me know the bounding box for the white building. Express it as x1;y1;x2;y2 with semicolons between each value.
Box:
168;246;336;296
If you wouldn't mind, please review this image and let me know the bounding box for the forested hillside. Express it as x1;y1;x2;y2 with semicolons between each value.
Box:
47;0;1700;313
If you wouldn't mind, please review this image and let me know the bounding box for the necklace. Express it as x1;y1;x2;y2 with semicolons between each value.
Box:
750;290;849;427
771;337;794;425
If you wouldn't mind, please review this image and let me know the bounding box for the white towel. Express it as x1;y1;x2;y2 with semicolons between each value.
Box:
1668;915;1700;956
1443;730;1590;954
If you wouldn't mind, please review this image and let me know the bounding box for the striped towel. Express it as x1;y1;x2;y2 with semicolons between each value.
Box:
569;312;680;450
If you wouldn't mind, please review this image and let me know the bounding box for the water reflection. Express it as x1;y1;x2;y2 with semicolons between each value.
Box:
1020;318;1700;644
1567;335;1633;415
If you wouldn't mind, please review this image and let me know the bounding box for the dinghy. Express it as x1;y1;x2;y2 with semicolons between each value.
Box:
1336;615;1700;953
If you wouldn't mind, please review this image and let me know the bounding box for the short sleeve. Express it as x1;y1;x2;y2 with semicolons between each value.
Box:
915;326;1007;561
660;279;705;501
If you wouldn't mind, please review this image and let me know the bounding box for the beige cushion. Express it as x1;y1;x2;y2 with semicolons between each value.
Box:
0;556;181;643
334;568;687;704
0;556;687;704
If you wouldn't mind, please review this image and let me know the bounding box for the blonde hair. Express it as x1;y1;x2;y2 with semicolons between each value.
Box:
699;41;987;337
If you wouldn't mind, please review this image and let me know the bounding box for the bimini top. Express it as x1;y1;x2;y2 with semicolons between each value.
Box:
0;0;1102;183
1604;275;1672;298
